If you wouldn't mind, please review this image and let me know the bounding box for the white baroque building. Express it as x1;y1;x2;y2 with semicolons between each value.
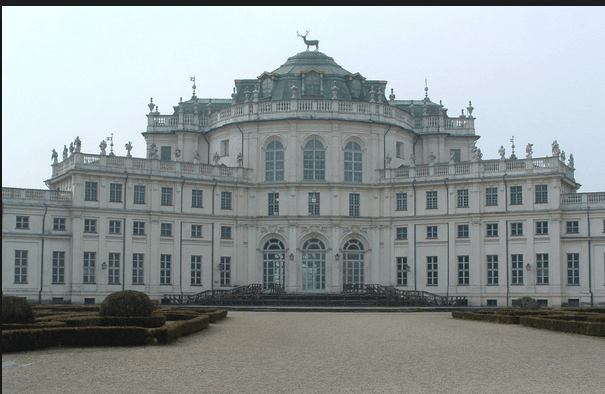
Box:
3;49;605;307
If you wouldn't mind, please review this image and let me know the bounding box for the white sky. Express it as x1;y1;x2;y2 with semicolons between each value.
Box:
2;6;604;192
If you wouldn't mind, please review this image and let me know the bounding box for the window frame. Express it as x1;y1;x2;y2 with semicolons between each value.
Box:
308;192;320;216
109;183;122;203
191;255;203;285
487;255;499;285
427;225;438;239
396;192;408;211
220;225;232;240
511;254;524;285
133;185;146;205
510;222;524;236
268;192;280;216
535;184;548;204
458;255;470;286
396;227;408;241
84;181;98;201
191;189;203;208
457;224;469;238
426;191;438;210
161;187;174;206
84;218;97;234
485;187;498;206
302;139;326;181
349;193;360;217
52;251;65;284
191;224;203;238
567;253;580;285
344;141;363;183
221;191;232;210
486;223;499;237
108;219;122;235
457;189;469;208
53;217;66;231
265;140;285;182
536;221;549;235
14;250;28;284
16;216;30;229
83;251;96;284
132;253;144;285
536;253;550;285
160;222;173;237
133;221;146;236
510;185;523;205
108;252;121;285
427;256;438;286
396;257;408;286
160;254;172;284
566;221;579;234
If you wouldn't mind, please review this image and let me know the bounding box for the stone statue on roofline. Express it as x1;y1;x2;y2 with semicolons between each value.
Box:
63;145;68;160
552;140;560;157
99;140;107;155
69;142;74;155
125;141;133;157
74;136;81;153
471;144;482;162
526;143;533;159
568;154;574;169
51;149;58;164
560;150;566;162
498;145;506;159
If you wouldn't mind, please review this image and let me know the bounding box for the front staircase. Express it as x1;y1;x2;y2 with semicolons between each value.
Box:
162;284;467;307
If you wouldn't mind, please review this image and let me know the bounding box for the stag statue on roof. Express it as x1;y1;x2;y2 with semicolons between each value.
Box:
297;30;319;51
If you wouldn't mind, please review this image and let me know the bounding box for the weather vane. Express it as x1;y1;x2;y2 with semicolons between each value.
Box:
190;76;196;98
510;136;516;159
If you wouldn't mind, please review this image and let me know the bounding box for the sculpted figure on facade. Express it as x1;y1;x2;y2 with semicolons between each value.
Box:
174;148;182;160
193;150;200;164
471;145;482;162
125;141;133;157
51;149;58;164
552;140;560;157
99;140;107;155
147;143;158;159
526;143;533;159
74;136;81;153
498;145;506;159
63;145;68;160
568;153;575;169
297;29;319;51
69;142;75;155
428;152;436;165
560;150;566;162
213;152;221;164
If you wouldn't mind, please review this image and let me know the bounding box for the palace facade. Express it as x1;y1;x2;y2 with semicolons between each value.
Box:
3;50;605;307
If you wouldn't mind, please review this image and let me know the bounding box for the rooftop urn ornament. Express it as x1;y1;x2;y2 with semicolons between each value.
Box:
51;149;58;164
290;81;298;99
467;101;474;117
389;88;396;103
526;143;533;159
297;29;319;52
207;99;213;115
252;84;259;103
510;136;517;160
148;97;155;113
244;86;251;103
74;136;81;153
331;81;338;100
99;140;107;156
499;145;506;160
369;86;376;103
552;140;561;157
125;141;133;157
190;76;197;99
231;87;237;105
213;152;221;165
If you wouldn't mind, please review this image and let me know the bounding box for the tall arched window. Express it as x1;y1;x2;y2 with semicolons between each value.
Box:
302;238;326;291
343;239;364;285
265;140;285;181
263;239;285;289
303;139;325;180
344;141;363;182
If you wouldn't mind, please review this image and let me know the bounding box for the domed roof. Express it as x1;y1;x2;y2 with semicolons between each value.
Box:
271;51;351;76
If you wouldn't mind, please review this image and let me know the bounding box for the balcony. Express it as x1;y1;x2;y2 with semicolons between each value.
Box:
51;153;251;182
146;99;475;136
379;156;575;183
560;192;605;210
2;187;72;204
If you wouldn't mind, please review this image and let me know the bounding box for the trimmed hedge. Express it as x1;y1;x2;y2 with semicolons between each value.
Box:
100;290;154;317
520;316;605;337
63;315;166;328
151;315;210;344
2;296;35;324
2;326;153;353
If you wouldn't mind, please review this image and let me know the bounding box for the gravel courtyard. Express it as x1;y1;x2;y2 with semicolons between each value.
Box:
2;311;604;393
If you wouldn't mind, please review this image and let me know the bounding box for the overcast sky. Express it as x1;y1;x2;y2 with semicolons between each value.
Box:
3;6;604;192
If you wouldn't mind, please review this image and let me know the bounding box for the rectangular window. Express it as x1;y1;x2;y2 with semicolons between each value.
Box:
427;225;438;239
566;221;579;234
396;227;408;241
510;186;523;205
486;223;499;237
485;187;498;206
191;255;202;285
457;189;469;208
396;257;408;286
487;255;499;285
567;253;580;285
396;142;404;158
83;252;96;284
132;253;144;285
133;221;145;236
84;218;97;233
16;216;29;229
535;184;548;204
160;223;172;237
486;300;498;307
458;255;470;285
85;181;98;201
349;193;360;217
221;139;230;156
133;185;146;204
192;189;203;208
308;192;320;216
457;224;469;238
510;222;524;236
426;191;438;209
220;256;231;286
511;254;524;285
161;187;173;206
14;250;28;283
108;253;120;285
536;253;549;284
427;256;438;286
221;191;232;210
160;254;171;284
53;218;66;231
52;251;65;284
191;224;203;238
221;226;232;240
268;192;279;216
160;146;171;161
536;221;549;235
109;183;122;203
396;193;408;211
108;220;122;234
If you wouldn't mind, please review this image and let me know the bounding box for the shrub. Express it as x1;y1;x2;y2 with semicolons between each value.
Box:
2;296;35;324
100;290;154;317
512;296;539;310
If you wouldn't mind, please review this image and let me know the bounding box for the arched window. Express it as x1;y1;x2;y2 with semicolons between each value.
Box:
344;141;363;182
303;139;325;180
265;140;285;181
343;239;364;285
302;238;326;291
263;239;285;289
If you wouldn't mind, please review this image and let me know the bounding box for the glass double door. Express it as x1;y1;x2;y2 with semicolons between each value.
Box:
302;251;325;291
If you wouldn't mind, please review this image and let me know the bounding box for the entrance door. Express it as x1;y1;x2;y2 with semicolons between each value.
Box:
263;239;285;289
302;238;326;292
